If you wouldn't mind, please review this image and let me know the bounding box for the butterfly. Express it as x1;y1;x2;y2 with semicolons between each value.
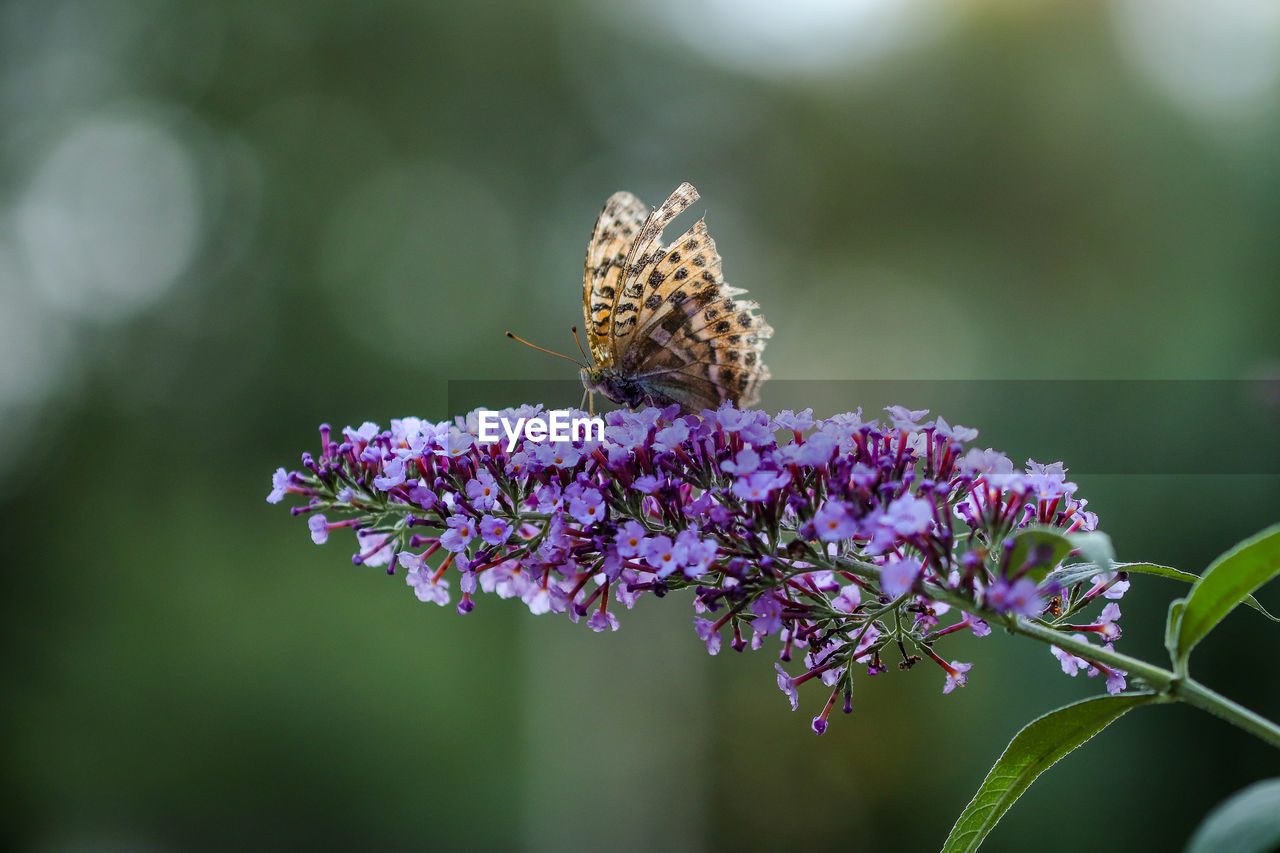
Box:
577;182;772;414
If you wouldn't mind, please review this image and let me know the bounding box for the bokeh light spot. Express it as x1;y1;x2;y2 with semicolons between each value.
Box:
18;111;203;321
626;0;952;77
1112;0;1280;120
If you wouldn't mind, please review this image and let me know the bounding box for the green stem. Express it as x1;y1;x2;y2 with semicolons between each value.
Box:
832;555;1280;750
1003;615;1175;689
1170;678;1280;750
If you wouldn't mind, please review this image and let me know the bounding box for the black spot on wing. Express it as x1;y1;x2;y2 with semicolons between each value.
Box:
662;310;687;336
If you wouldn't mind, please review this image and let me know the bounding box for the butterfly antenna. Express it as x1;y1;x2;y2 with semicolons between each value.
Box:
505;331;586;368
570;325;591;363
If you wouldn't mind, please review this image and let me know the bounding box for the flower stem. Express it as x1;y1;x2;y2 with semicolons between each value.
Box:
1002;614;1175;689
1169;677;1280;751
834;555;1280;750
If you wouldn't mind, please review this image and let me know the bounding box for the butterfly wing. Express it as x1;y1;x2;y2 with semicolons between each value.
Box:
583;191;649;366
585;182;771;412
608;183;701;358
623;217;771;410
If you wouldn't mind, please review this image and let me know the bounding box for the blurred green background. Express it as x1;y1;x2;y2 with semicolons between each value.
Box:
3;0;1280;850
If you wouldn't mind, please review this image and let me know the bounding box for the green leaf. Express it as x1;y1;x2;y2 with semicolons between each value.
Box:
1067;530;1115;575
1173;523;1280;668
1046;561;1127;589
1046;562;1279;622
1185;778;1280;853
1165;599;1185;658
1007;527;1074;582
1128;563;1280;622
940;693;1156;853
1112;562;1193;583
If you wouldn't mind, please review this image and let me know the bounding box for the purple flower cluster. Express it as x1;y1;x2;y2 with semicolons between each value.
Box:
269;403;1130;733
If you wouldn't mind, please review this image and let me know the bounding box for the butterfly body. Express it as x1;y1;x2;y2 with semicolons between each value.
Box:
581;366;689;410
579;182;771;414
